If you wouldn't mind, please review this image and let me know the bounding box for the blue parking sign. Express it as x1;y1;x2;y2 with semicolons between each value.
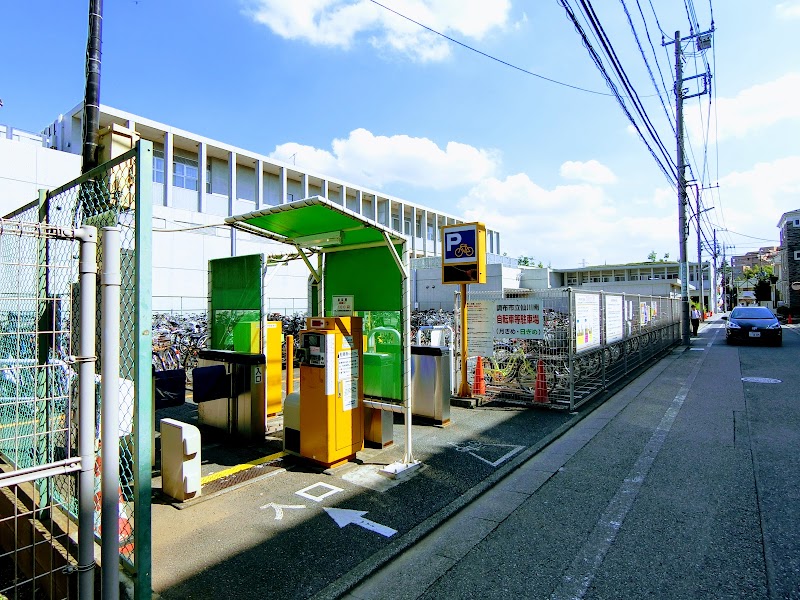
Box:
443;225;477;264
441;222;487;284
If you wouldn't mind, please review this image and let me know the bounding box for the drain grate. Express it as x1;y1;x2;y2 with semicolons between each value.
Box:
201;455;288;496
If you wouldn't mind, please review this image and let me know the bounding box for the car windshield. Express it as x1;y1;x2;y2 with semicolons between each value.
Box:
730;307;774;319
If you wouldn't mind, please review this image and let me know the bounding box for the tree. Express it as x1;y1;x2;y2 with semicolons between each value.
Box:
662;252;670;261
647;251;657;262
518;256;531;266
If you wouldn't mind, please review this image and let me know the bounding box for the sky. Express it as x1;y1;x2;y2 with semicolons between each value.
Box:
2;0;799;268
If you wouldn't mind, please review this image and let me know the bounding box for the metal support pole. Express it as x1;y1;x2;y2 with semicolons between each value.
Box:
77;225;98;600
458;284;471;398
101;227;121;598
675;30;691;346
696;189;704;318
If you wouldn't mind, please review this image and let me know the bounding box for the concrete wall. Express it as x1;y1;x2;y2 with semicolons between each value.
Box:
0;136;81;216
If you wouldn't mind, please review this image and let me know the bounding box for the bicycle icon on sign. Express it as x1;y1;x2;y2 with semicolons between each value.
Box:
454;243;474;257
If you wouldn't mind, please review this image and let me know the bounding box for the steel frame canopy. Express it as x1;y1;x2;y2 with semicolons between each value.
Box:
225;195;420;477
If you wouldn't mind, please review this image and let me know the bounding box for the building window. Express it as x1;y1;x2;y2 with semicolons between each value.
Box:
153;150;165;184
206;164;212;194
173;155;198;191
794;251;800;260
404;220;411;235
427;224;434;241
416;221;422;238
392;216;401;232
615;275;625;281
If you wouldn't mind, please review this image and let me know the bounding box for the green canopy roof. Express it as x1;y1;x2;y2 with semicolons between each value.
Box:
225;195;405;252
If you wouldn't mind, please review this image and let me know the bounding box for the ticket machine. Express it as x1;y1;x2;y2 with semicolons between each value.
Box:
293;316;364;467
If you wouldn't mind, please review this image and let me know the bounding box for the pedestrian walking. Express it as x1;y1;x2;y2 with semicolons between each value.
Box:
691;306;701;336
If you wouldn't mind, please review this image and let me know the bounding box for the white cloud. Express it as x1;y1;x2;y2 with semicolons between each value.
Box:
241;0;512;62
686;73;800;143
455;173;674;267
270;128;499;189
717;157;800;241
776;1;800;19
559;160;617;185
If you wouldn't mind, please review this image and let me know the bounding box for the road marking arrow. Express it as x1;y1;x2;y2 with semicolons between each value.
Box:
323;507;397;537
259;502;306;520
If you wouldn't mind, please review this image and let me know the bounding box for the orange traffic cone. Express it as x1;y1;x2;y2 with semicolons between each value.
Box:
472;357;486;396
534;360;549;404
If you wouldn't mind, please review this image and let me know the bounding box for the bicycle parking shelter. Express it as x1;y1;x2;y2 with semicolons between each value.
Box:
224;195;419;476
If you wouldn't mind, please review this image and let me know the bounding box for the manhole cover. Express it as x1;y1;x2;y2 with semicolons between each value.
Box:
741;377;782;384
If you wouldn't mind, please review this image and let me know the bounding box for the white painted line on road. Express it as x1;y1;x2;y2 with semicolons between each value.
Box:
449;441;525;467
550;344;708;600
296;482;343;502
259;502;306;520
324;507;397;537
741;377;781;384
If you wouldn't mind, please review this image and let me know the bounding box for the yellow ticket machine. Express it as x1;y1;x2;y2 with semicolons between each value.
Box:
297;317;364;467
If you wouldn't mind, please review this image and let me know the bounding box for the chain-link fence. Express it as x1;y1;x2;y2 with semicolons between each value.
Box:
458;288;680;411
2;141;153;598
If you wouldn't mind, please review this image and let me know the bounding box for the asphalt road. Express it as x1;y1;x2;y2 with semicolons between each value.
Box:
342;319;800;600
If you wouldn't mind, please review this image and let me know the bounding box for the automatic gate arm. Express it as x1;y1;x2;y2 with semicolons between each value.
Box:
293;244;321;283
382;231;408;279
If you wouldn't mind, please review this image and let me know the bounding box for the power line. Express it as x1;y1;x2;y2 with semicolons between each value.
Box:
559;0;676;186
367;0;617;97
620;0;676;135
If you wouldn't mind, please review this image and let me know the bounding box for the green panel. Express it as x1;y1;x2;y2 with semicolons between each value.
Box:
209;254;263;350
324;247;401;312
325;247;404;401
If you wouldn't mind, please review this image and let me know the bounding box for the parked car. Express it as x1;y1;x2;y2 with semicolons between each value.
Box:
722;306;782;346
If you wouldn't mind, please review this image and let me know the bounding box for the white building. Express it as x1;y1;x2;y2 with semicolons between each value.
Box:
2;103;501;314
412;259;715;312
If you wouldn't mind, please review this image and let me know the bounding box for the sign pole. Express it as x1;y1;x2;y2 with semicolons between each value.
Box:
459;283;471;397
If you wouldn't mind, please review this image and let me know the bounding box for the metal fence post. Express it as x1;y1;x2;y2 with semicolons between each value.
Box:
568;288;575;412
133;141;154;600
76;225;98;600
101;227;121;597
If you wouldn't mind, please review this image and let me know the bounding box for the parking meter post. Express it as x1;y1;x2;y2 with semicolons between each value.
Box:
458;283;472;398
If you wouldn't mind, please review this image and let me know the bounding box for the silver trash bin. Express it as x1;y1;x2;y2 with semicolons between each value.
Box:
411;345;451;426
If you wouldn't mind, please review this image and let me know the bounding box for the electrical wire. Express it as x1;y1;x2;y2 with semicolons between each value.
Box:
559;0;677;187
367;0;617;97
620;0;676;135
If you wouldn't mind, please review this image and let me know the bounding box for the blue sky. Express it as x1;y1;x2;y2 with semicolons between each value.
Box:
2;1;799;268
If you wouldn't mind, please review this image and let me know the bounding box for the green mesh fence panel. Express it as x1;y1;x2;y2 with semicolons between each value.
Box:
2;142;152;590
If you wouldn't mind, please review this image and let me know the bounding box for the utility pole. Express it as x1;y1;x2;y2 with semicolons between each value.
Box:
712;229;718;313
696;188;704;319
81;0;103;173
665;26;713;342
675;30;691;345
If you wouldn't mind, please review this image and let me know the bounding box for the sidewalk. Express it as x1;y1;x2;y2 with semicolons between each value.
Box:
341;317;800;599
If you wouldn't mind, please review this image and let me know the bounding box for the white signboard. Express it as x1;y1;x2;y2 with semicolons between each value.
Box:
494;300;545;339
325;334;335;395
332;295;354;316
467;301;494;356
337;350;359;379
575;293;601;352
341;378;359;411
605;295;624;343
